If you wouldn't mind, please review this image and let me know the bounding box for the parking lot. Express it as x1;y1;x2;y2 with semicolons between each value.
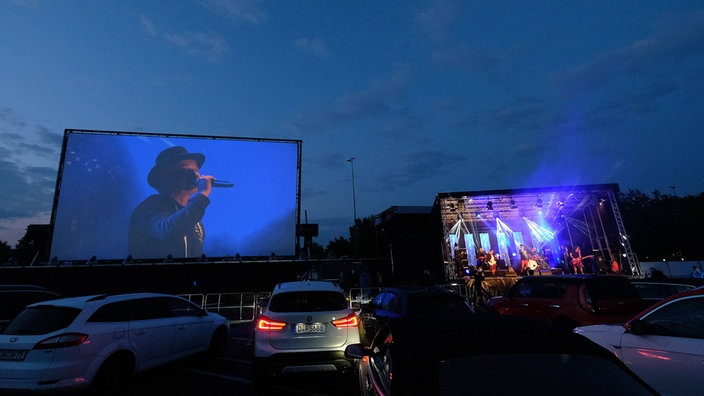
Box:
107;323;358;396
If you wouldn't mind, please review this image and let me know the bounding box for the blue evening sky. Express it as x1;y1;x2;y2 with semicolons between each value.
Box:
1;0;703;247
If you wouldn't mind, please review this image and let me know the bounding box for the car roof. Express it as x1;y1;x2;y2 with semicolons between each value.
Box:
376;284;456;293
386;314;659;395
391;313;618;357
631;281;696;288
518;274;632;283
629;287;704;321
272;280;343;294
26;292;179;309
0;284;54;292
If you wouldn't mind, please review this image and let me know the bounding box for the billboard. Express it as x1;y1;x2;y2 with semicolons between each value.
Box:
49;129;301;261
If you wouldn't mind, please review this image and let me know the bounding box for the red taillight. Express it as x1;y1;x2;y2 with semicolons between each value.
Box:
34;333;89;350
257;316;287;331
332;313;359;328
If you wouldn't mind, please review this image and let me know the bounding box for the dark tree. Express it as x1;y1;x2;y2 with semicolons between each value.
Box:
618;190;704;261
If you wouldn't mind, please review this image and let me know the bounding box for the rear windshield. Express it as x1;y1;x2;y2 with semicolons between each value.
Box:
2;305;81;335
0;291;60;321
269;291;347;312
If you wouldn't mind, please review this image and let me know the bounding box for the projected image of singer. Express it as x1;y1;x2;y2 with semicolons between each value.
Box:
128;146;231;259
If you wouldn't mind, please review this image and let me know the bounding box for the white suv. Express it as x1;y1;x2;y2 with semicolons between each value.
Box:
0;292;229;394
253;281;360;381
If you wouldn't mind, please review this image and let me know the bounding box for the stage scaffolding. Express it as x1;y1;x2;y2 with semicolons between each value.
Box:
434;183;641;277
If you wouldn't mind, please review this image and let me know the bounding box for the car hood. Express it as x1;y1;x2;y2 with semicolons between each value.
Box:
573;324;625;352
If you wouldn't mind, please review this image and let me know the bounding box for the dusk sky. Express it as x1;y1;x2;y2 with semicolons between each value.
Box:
1;0;703;248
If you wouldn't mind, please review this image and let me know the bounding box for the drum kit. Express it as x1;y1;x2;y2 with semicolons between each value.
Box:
527;258;550;271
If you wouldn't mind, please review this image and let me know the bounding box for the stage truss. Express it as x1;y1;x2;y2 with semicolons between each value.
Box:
434;183;640;277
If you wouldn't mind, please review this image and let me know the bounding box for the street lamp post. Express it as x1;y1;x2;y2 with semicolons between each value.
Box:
347;157;358;257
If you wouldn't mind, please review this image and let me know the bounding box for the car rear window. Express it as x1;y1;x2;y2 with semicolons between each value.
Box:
2;305;81;335
269;291;347;312
0;291;60;321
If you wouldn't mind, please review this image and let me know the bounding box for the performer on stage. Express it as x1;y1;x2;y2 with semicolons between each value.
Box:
571;246;584;274
519;244;530;275
486;249;497;276
476;247;487;269
561;245;572;274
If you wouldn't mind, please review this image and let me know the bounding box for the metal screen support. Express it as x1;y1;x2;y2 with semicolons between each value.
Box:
607;190;641;276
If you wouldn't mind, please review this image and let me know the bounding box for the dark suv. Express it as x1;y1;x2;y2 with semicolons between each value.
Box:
486;275;646;328
359;285;474;344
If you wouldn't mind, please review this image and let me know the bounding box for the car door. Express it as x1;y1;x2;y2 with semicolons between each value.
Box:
362;291;398;344
618;295;704;396
367;323;393;395
496;280;554;322
164;296;213;359
128;297;175;371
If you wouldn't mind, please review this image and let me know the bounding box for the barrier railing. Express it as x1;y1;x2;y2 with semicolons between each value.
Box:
183;283;479;324
348;287;382;310
180;292;270;323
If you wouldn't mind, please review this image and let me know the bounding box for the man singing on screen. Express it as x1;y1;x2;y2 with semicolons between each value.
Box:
128;146;214;259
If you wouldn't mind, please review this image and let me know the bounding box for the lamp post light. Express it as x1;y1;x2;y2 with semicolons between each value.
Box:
347;157;358;257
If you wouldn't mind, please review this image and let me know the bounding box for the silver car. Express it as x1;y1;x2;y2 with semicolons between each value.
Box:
252;281;360;383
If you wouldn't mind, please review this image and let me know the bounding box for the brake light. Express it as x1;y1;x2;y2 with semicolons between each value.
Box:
34;333;89;350
332;313;359;328
257;316;287;331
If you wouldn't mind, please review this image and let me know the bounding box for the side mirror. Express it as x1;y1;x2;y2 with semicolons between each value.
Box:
345;343;369;359
627;319;646;335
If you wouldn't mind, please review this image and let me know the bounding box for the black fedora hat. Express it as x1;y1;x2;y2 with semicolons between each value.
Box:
147;146;205;188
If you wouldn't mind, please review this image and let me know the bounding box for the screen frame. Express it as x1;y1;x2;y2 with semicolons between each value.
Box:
49;129;302;263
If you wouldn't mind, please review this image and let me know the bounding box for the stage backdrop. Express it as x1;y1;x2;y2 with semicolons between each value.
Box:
49;129;301;261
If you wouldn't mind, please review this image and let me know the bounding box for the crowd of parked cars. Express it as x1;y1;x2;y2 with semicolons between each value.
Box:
1;272;702;395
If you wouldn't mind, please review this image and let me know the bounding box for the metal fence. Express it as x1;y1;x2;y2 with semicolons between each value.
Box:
182;283;475;324
179;291;271;323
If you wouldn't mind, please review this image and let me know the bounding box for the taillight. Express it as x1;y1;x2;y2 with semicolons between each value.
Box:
257;316;286;331
332;313;359;328
34;333;89;350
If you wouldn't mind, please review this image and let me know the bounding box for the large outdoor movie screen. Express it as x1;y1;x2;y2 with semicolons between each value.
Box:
50;130;301;261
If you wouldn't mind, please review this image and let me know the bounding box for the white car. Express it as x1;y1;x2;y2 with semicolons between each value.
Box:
574;288;704;396
253;281;360;383
0;292;229;394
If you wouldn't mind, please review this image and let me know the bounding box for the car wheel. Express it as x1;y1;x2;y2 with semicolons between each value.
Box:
90;353;135;395
208;327;228;356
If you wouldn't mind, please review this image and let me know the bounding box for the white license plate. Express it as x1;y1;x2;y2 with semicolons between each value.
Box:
295;323;326;334
0;349;27;361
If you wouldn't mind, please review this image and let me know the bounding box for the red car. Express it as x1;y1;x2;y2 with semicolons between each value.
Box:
486;275;647;328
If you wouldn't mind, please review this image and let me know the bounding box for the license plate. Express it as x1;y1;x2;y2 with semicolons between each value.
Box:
295;323;326;334
0;349;27;361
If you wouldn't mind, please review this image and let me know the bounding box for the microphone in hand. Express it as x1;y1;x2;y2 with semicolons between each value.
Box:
212;180;234;188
